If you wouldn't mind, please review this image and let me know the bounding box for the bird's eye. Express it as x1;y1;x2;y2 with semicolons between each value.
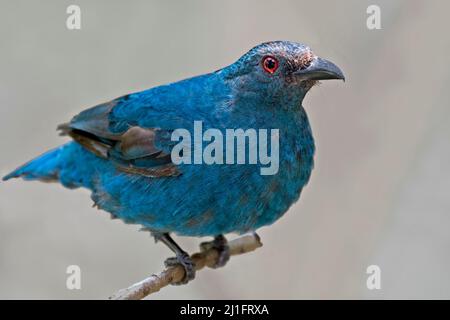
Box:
262;56;279;74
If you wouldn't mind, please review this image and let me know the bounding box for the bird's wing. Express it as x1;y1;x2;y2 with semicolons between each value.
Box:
58;94;180;178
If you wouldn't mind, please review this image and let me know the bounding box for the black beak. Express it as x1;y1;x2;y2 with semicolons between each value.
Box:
294;57;345;81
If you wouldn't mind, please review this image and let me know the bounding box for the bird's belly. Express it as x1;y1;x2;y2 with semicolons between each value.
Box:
90;120;315;237
94;153;311;237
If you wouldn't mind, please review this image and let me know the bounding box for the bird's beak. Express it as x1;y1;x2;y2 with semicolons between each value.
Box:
293;57;345;81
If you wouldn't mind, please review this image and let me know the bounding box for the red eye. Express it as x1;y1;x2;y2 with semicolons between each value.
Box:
262;56;279;74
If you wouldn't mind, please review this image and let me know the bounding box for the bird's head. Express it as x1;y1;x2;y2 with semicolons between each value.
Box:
222;41;344;107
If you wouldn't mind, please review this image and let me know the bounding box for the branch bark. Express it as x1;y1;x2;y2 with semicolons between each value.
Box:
109;233;263;300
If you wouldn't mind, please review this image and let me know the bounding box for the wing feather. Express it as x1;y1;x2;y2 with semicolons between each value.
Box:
58;96;180;177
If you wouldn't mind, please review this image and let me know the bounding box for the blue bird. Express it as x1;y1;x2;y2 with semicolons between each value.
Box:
3;41;344;283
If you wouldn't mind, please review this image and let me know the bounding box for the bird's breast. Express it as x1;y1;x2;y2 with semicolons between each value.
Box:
211;106;316;233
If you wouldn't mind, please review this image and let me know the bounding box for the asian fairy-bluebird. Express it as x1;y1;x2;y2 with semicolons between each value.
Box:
3;41;344;283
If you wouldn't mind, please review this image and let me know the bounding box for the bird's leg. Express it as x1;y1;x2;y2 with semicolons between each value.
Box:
154;232;195;285
200;234;230;268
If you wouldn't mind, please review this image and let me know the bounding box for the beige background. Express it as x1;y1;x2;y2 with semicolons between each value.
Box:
1;0;449;299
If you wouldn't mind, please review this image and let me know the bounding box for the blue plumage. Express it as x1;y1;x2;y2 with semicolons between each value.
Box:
3;41;344;264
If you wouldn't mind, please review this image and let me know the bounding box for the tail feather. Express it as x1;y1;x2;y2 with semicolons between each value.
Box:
3;144;69;182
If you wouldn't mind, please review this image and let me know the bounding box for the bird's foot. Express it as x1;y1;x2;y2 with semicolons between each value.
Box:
164;252;196;285
200;234;230;268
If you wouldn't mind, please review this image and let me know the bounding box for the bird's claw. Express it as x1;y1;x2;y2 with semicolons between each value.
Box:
200;235;230;268
164;252;196;285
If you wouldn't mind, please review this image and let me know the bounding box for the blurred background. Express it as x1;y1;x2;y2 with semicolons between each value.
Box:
1;0;449;299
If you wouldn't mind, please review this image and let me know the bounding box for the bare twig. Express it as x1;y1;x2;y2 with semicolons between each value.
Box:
109;233;263;300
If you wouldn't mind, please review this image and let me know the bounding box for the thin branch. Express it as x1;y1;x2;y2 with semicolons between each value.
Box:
109;233;263;300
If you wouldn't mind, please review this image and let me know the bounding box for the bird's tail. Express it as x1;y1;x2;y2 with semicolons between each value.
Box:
2;142;92;189
3;143;71;183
